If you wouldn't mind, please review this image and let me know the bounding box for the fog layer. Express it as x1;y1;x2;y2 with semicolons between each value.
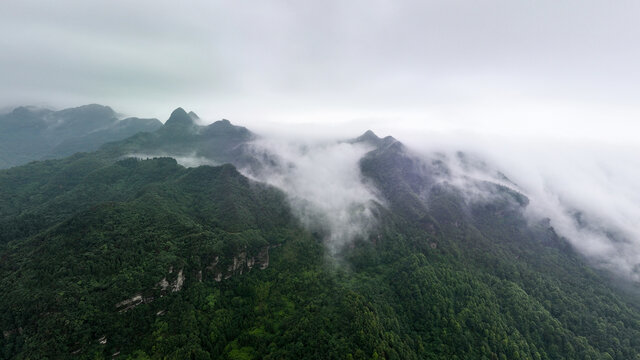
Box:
402;132;640;280
241;139;381;253
217;122;640;280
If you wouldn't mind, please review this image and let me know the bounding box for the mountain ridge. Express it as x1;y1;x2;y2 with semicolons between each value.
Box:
0;104;162;168
1;105;639;359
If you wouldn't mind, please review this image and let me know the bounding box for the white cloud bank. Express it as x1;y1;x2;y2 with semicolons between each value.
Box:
240;138;382;254
402;132;640;280
126;119;640;280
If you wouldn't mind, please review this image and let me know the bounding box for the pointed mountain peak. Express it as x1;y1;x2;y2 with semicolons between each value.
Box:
357;130;380;142
349;129;387;146
169;107;188;119
165;107;195;127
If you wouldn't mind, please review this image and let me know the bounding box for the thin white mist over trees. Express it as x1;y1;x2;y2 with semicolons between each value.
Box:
236;124;640;280
402;132;640;281
125;153;218;168
121;113;640;279
240;138;382;254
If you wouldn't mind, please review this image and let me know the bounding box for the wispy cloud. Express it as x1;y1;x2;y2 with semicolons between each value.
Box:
125;153;217;168
240;138;382;253
405;133;640;280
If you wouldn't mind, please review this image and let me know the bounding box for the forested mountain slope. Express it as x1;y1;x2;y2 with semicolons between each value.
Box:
1;108;639;359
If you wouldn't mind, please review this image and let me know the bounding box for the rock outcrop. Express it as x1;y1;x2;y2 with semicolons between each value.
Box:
208;245;273;282
113;244;277;312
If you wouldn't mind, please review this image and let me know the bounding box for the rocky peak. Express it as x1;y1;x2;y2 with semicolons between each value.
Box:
357;130;381;143
164;107;195;128
352;130;398;148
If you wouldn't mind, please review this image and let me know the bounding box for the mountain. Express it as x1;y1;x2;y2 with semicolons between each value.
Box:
1;107;640;359
0;104;162;169
100;107;253;166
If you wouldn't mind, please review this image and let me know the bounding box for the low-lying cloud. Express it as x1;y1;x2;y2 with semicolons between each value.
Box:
402;132;640;280
130;120;640;280
240;138;382;254
125;153;217;168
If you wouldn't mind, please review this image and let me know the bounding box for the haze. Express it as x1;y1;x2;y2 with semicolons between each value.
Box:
2;1;640;277
2;0;639;142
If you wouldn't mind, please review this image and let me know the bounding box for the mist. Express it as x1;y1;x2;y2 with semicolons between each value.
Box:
393;131;640;280
240;138;382;254
125;153;218;168
2;0;639;276
212;119;640;279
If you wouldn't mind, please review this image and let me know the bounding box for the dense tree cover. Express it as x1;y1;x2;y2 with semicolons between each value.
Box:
1;122;640;359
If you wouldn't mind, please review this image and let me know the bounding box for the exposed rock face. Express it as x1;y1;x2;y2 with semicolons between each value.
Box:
208;245;273;281
113;245;276;311
116;267;187;312
227;252;247;277
158;278;170;291
257;246;270;270
206;256;220;270
172;269;184;292
115;294;145;312
158;268;185;293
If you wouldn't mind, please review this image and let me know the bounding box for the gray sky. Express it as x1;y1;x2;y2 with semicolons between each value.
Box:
2;0;640;142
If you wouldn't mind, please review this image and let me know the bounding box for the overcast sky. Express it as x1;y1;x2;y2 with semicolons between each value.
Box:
2;0;640;142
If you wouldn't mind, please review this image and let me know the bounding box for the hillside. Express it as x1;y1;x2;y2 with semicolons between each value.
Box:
1;108;640;359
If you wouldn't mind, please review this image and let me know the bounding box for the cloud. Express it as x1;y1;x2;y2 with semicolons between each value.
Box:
3;0;640;278
402;132;640;280
240;138;382;253
229;127;640;282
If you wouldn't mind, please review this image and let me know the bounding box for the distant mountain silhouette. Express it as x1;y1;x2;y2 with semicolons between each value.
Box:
0;104;161;168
